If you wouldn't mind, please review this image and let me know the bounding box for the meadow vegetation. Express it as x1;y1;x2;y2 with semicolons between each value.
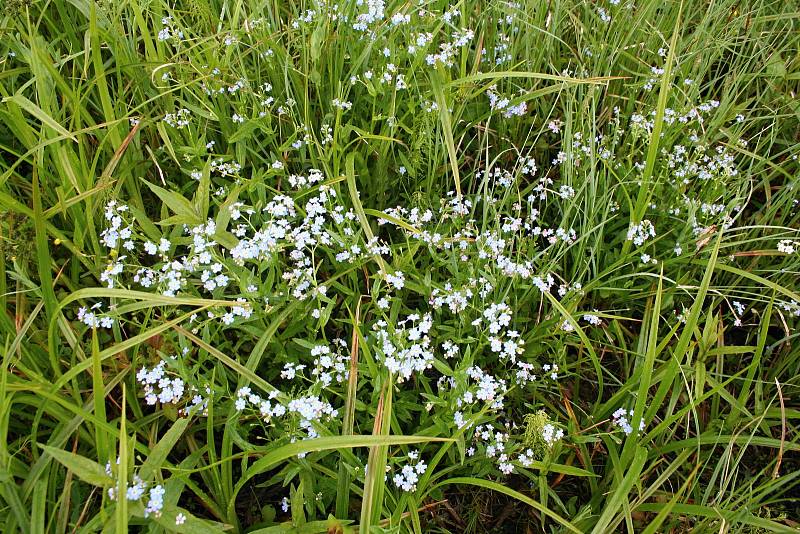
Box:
0;0;799;532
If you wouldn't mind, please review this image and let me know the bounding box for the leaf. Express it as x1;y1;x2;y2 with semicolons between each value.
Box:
444;71;618;88
227;434;451;521
2;94;78;142
174;325;281;399
591;445;648;533
360;383;392;529
362;208;421;234
627;2;683;246
116;383;129;532
39;445;112;487
635;503;799;533
708;262;800;303
249;518;354;534
152;507;229;533
290;481;306;526
430;70;461;196
228;121;272;143
345;154;388;275
524;460;598;478
431;477;581;533
245;435;450;481
143;180;201;224
31;481;46;534
640;464;699;534
336;300;362;518
31;172;58;370
91;329;110;464
139;417;191;481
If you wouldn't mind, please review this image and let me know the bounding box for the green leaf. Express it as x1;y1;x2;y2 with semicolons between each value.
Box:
430;69;461;196
249;518;354;534
139;417;191;481
91;329;110;464
431;477;581;533
228;434;451;521
151;506;229;533
2;94;78;142
143;180;201;224
246;435;449;482
591;446;648;533
362;208;421;234
39;445;112;487
229;121;272;143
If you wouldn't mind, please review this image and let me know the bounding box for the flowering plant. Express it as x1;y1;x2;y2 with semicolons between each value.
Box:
2;0;799;532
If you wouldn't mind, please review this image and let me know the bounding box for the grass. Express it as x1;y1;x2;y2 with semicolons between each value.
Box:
0;0;799;532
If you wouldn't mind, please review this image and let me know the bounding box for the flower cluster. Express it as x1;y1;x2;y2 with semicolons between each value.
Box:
612;407;645;435
157;16;184;42
392;450;428;492
136;361;186;405
77;303;114;329
135;360;209;415
235;387;285;419
473;425;514;474
626;220;657;246
163;108;191;128
106;464;172;520
487;85;527;118
480;302;525;362
778;240;797;254
374;313;435;382
451;365;508;431
144;485;166;518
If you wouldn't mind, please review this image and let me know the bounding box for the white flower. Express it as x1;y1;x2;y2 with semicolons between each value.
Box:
583;313;601;326
144;485;165;518
498;458;514;474
626;220;656;246
541;423;564;446
393;458;426;492
126;477;147;501
558;185;575;199
778;240;797;254
78;304;114;329
386;271;405;290
612;408;645;435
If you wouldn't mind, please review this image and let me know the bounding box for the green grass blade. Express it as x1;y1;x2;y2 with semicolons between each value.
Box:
431;477;582;533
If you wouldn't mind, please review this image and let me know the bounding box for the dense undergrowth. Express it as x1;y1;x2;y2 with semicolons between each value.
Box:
1;0;799;532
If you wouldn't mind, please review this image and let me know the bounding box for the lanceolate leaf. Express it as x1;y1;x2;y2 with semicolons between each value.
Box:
39;445;112;487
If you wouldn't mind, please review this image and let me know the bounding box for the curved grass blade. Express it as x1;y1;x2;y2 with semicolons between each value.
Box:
430;476;582;533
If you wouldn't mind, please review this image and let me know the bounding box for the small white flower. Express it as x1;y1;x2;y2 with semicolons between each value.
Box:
778;240;797;254
144;485;165;518
558;185;575;199
386;271;405;290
